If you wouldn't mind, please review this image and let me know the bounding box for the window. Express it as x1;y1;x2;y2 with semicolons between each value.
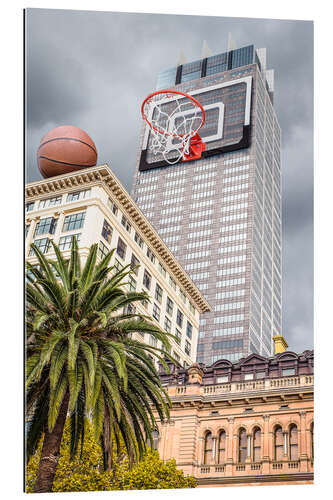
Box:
129;275;136;292
179;289;187;304
189;302;195;315
244;373;254;380
114;258;123;273
253;427;261;462
176;309;183;328
59;234;81;250
274;426;283;461
29;238;51;256
143;269;152;290
152;303;160;322
186;321;193;340
216;375;228;383
39;195;62;208
130;253;140;275
63;212;86;231
155;283;163;304
164;316;171;333
26;201;35;212
173;351;180;363
169;276;177;291
166;297;174;316
147;248;155;263
149;335;157;347
238;428;247;463
310;423;314;458
34;217;57;236
101;219;113;243
124;303;136;315
25;224;30;238
134;231;144;248
282;368;295;376
158;262;166;277
175;329;181;345
116;237;127;259
289;424;298;461
142;297;149;310
203;432;213;465
185;340;191;356
98;241;109;260
256;371;266;379
150;429;159;451
107;198;118;215
121;215;131;233
218;430;226;464
66;189;90;202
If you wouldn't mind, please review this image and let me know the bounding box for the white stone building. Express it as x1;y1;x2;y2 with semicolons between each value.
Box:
25;164;210;368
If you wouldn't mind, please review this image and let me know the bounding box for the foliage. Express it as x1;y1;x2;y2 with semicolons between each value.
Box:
26;237;175;472
26;420;196;492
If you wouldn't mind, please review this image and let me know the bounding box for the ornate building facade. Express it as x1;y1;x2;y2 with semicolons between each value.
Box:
155;342;314;487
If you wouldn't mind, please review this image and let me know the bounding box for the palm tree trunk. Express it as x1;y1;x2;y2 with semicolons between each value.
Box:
34;392;69;493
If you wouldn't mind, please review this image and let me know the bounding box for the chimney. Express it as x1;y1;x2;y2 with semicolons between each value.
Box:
272;335;289;354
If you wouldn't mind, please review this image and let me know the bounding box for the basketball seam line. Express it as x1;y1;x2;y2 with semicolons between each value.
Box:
38;137;97;155
38;156;96;168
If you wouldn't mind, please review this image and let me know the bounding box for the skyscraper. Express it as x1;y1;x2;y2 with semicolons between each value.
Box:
131;43;282;366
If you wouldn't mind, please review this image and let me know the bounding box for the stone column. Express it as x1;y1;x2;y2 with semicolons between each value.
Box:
262;415;270;474
246;434;252;463
299;411;308;472
245;433;252;473
25;217;39;258
225;417;234;476
212;436;217;463
53;211;65;245
283;431;288;459
198;436;205;467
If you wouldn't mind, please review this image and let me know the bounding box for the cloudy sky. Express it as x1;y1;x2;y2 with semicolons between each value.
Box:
25;8;313;353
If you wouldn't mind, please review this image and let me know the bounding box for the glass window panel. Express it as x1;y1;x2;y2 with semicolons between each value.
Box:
63;212;86;232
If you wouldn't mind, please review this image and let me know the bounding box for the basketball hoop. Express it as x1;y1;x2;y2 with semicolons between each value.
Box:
141;89;206;165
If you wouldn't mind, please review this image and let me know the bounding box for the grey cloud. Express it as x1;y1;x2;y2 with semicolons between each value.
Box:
25;9;313;352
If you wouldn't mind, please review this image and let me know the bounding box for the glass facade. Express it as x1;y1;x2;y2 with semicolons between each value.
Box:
155;45;255;88
134;44;280;365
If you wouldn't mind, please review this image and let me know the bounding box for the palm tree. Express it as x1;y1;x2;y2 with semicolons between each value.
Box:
26;238;173;493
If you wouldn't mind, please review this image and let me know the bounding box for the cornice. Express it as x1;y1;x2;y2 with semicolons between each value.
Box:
25;164;211;314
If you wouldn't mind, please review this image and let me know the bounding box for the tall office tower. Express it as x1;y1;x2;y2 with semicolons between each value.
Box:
132;43;282;365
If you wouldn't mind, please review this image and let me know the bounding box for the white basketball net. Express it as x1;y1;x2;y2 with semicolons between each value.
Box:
143;92;204;165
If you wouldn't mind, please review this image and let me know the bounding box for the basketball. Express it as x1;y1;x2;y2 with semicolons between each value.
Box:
37;125;98;178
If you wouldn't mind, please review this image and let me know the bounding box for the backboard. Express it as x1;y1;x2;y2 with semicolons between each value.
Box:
139;75;252;171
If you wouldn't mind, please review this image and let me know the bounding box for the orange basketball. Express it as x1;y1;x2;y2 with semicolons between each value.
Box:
37;125;98;178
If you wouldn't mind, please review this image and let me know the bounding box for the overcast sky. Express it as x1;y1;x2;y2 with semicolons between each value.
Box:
25;8;313;353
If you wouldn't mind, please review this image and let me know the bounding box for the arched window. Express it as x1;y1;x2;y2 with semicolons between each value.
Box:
152;429;159;450
217;430;226;464
310;423;314;458
253;427;261;462
289;424;298;460
238;428;247;463
147;429;159;450
274;426;284;461
204;431;213;465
